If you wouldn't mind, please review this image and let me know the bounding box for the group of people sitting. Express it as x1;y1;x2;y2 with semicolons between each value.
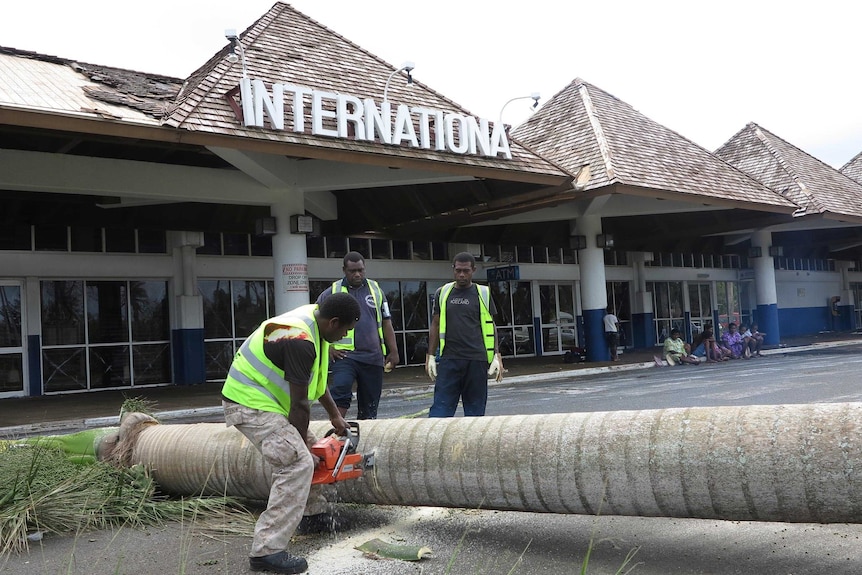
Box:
657;321;765;366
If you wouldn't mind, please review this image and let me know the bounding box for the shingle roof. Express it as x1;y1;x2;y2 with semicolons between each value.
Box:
512;78;797;212
839;151;862;185
0;48;177;123
163;2;567;181
716;123;862;222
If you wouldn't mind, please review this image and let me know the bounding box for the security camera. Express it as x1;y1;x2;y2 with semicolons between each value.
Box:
402;61;415;72
225;29;238;41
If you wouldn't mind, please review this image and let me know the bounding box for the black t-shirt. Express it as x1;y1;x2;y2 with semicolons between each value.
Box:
261;322;316;386
432;284;496;361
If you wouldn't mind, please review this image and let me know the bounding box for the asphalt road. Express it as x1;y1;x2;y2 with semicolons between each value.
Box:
4;345;862;574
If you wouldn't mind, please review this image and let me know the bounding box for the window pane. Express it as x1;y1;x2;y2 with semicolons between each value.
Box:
35;224;67;251
133;343;171;385
70;226;102;252
327;236;347;259
516;246;532;263
512;282;532;325
130;281;169;341
89;345;130;388
205;341;233;381
431;242;447;261
401;281;427;331
348;238;369;258
404;332;428;365
138;229;167;254
41;280;85;346
392;240;409;260
306;235;325;258
0;286;22;347
309;280;331;304
482;244;499;263
200;280;233;338
533;246;548;264
43;347;87;392
105;227;135;253
0;225;31;250
539;284;556;323
250;234;272;257
490;281;512;325
223;233;249;256
411;241;431;260
0;354;24;393
371;239;392;259
688;284;702;317
232;280;267;338
378;281;401;330
87;281;128;343
558;284;575;319
198;232;222;255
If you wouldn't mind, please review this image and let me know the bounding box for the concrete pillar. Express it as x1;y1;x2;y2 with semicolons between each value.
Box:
574;216;608;361
271;194;310;313
129;403;862;523
169;232;206;385
630;253;654;348
751;230;780;345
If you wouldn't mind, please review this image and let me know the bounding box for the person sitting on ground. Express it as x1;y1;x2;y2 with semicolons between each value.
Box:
748;323;766;357
662;328;700;365
721;322;747;359
691;323;728;362
740;324;758;358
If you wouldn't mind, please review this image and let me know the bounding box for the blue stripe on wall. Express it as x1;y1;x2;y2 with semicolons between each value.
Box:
584;308;608;362
776;306;835;338
27;335;42;397
171;328;206;385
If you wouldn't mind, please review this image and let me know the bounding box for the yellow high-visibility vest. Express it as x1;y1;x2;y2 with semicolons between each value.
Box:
330;279;385;352
437;282;495;364
222;304;328;416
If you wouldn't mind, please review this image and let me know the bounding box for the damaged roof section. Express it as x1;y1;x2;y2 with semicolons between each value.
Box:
512;78;798;212
0;46;183;121
716;123;862;223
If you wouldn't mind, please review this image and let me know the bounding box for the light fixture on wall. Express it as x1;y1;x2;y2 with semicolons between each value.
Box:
570;235;587;250
254;216;277;236
383;61;415;102
768;245;783;257
748;246;763;258
224;29;248;78
596;233;614;249
289;214;315;235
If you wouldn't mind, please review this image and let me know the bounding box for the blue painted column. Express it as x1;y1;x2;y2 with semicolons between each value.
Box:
575;216;610;362
751;230;780;345
172;235;206;385
630;253;655;349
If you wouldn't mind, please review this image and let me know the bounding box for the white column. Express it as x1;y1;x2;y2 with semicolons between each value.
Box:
271;193;310;313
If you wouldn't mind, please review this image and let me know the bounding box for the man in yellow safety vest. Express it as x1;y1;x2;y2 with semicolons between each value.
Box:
222;292;360;575
426;251;502;417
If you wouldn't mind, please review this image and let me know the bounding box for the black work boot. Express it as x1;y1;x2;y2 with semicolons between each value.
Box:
249;551;308;574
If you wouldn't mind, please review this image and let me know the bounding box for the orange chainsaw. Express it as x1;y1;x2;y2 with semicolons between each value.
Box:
310;421;372;485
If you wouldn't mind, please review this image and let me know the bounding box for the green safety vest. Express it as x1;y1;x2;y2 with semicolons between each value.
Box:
438;282;495;364
330;278;385;352
222;304;329;416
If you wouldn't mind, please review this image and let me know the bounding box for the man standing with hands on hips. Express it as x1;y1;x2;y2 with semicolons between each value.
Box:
426;252;502;417
316;251;400;420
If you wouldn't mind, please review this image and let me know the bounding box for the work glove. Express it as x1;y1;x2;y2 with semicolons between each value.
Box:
425;354;437;381
487;353;503;382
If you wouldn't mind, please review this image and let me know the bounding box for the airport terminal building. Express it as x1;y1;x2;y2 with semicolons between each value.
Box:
1;2;861;397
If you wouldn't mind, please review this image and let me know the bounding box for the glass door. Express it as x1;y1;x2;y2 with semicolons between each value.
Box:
539;283;576;354
0;282;25;398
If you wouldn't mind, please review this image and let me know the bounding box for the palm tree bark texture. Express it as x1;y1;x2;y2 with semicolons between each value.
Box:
124;403;862;523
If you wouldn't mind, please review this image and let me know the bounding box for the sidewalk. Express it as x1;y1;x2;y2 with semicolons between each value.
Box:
2;332;860;437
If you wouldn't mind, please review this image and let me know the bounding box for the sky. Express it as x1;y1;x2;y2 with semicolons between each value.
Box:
4;0;862;168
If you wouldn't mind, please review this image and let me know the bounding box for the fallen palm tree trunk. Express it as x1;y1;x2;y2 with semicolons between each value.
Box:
125;403;862;523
